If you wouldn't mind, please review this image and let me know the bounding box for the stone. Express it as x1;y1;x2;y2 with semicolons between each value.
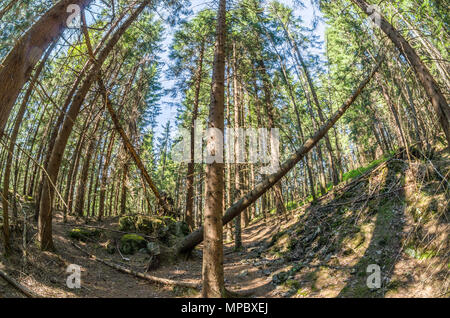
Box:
146;242;161;255
120;234;147;255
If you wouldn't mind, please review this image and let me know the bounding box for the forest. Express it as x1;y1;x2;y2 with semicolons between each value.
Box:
0;0;448;300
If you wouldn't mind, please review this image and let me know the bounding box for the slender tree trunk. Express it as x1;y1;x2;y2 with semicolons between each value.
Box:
2;42;54;252
185;41;205;231
0;0;93;132
120;161;129;215
98;131;116;220
201;0;226;298
232;41;243;249
257;59;287;218
74;116;101;217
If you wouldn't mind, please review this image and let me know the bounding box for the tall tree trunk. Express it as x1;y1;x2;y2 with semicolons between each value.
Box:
74;116;101;217
233;41;243;249
257;59;287;218
2;42;54;252
185;40;205;231
98;131;116;220
0;0;93;132
277;15;339;186
201;0;226;298
120;161;129;215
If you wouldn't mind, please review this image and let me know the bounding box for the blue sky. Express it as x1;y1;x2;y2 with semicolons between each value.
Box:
152;0;325;139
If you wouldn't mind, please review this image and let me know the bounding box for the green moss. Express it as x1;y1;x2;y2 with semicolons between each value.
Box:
285;201;299;211
118;215;136;231
405;246;437;260
296;288;309;297
386;279;405;292
340;284;373;297
68;228;100;241
342;156;390;183
284;279;301;290
343;232;365;250
120;234;147;255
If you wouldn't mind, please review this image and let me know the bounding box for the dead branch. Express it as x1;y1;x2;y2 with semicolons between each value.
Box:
0;267;39;298
72;242;200;289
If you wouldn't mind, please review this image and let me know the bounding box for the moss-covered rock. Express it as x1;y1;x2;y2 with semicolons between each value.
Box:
343;232;365;250
68;228;100;241
119;214;190;238
175;221;190;237
146;242;160;255
118;215;137;232
120;234;147;255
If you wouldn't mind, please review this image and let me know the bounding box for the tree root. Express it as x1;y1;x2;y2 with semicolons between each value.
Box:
71;242;200;289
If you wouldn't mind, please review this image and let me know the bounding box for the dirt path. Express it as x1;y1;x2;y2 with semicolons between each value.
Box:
0;210;293;298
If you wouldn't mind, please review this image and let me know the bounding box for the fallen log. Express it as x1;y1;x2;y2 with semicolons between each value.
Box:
72;242;200;289
0;267;39;298
177;58;382;254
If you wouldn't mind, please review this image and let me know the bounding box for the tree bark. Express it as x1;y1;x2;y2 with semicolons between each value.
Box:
2;42;54;252
201;0;226;298
185;41;205;231
0;0;93;132
74;116;101;217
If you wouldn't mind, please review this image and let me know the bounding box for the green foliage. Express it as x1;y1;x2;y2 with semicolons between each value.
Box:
342;155;390;182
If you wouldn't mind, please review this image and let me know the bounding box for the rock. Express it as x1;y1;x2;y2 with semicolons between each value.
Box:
120;234;147;255
118;215;137;232
272;271;289;285
263;269;271;276
146;242;161;255
68;228;100;241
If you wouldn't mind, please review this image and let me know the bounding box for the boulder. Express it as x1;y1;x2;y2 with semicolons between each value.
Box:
68;228;100;241
146;242;161;256
118;215;136;232
120;234;147;255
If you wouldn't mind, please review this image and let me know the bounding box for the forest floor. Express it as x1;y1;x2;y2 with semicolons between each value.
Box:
0;145;449;298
